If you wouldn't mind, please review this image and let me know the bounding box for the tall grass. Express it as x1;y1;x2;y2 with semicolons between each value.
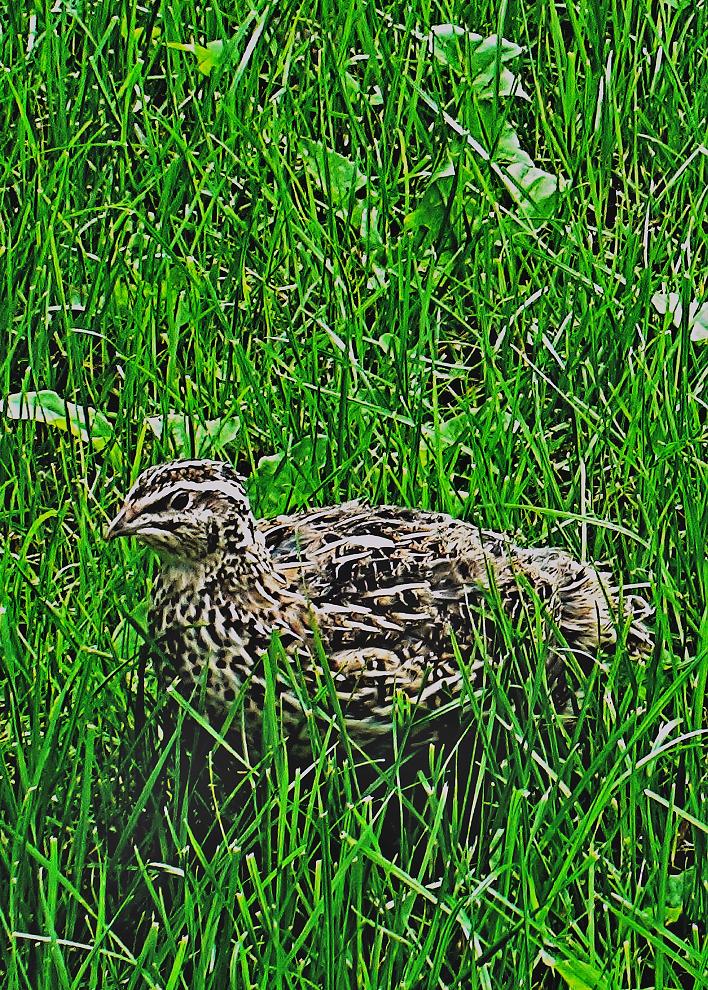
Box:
1;0;706;986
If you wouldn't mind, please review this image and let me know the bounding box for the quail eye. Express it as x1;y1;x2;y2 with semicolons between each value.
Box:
170;491;190;511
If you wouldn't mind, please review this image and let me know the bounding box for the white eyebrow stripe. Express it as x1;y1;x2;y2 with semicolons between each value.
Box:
139;479;248;504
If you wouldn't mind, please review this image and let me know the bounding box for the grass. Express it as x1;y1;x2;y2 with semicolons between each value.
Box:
0;0;707;985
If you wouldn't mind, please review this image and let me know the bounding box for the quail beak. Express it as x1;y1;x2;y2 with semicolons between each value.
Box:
105;504;139;541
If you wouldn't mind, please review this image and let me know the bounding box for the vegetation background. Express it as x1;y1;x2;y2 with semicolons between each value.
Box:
0;0;706;987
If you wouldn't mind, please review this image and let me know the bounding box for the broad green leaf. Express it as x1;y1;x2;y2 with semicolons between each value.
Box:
146;413;240;456
403;161;455;236
120;15;161;43
651;290;682;326
501;160;560;217
494;118;534;165
690;301;708;341
430;26;523;69
300;139;381;248
359;203;383;249
344;71;384;107
466;31;524;67
300;139;367;207
492;122;560;214
651;292;708;341
167;39;225;76
421;413;471;450
111;275;158;313
476;65;527;100
543;952;610;990
419;414;474;468
250;436;329;515
1;390;113;449
429;26;528;99
664;868;694;923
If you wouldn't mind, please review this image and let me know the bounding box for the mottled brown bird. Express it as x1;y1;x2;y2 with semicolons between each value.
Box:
107;460;651;757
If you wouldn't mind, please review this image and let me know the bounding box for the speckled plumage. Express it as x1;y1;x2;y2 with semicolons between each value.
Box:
107;460;652;756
